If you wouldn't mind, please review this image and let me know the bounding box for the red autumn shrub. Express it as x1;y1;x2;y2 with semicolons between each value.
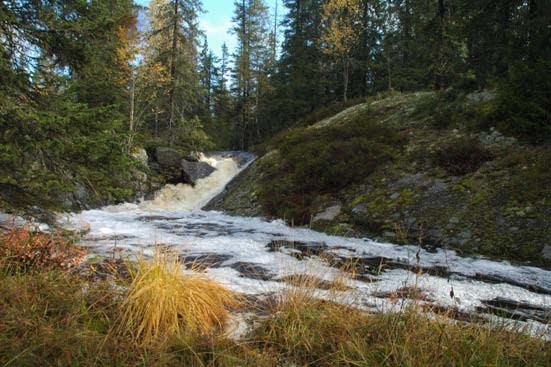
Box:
0;226;86;274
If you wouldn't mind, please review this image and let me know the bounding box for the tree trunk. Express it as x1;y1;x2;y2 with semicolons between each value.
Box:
434;0;446;90
343;56;349;102
168;0;179;146
128;75;135;151
402;0;412;66
362;0;369;96
386;47;392;91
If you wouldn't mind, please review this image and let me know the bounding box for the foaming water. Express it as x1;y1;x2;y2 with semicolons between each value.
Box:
62;152;551;337
105;154;244;213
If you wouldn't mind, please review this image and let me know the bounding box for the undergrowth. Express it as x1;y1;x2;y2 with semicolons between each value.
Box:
0;232;549;366
253;288;550;367
435;136;494;175
0;226;85;274
258;110;405;224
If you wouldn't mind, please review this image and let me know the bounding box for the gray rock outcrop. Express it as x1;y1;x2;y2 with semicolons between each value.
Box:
155;147;182;168
181;159;216;185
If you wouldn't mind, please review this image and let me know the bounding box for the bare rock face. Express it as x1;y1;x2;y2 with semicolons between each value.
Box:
312;204;342;223
181;159;216;185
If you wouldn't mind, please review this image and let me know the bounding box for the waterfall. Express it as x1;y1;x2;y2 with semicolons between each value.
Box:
104;153;251;213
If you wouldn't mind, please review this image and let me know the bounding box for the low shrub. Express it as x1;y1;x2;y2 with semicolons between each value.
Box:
0;226;85;274
435;137;494;175
294;97;367;128
258;112;405;223
413;90;477;130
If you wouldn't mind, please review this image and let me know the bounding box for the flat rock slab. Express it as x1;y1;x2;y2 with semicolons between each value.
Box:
179;253;233;268
0;213;26;228
313;204;342;222
267;240;328;259
228;262;274;281
479;297;551;323
543;245;551;261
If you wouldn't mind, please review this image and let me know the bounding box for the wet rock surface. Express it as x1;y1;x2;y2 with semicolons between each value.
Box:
154;147;182;168
179;253;233;268
267;240;328;259
68;152;551;334
74;207;551;329
181;160;216;185
479;298;551;323
228;262;274;280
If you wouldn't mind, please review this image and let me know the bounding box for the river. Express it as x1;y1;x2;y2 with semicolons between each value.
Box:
60;153;551;336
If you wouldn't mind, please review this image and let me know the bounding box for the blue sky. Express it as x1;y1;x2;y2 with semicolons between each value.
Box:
135;0;283;57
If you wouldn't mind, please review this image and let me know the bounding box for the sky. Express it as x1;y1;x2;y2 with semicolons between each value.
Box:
134;0;283;58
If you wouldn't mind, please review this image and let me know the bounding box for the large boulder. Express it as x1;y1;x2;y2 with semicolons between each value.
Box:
181;159;216;185
154;147;182;168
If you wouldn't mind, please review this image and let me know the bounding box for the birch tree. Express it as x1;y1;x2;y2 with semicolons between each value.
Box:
321;0;364;102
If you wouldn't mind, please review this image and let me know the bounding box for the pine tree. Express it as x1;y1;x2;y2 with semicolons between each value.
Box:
264;0;331;133
145;0;205;147
0;0;139;209
231;0;271;149
211;43;234;147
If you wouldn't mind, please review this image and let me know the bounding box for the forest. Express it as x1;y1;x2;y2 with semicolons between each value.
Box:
1;1;551;366
1;0;549;212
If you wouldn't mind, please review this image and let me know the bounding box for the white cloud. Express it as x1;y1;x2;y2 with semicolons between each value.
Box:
200;18;236;58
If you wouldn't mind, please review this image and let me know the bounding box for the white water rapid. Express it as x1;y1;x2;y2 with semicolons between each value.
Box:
62;153;551;337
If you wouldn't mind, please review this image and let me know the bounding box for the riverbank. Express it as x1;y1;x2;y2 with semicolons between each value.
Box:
1;229;549;367
207;91;551;267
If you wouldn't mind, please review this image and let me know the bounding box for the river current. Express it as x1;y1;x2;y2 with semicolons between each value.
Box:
60;153;551;336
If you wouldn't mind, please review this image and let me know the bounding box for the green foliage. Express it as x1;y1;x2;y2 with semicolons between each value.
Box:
435;137;494;175
493;59;551;143
259;111;404;223
413;90;478;130
504;147;551;204
0;0;137;211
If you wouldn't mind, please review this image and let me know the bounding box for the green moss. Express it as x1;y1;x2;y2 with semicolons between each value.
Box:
471;192;486;205
395;188;415;206
350;195;370;208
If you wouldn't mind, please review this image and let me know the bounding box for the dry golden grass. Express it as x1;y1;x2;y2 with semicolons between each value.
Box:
253;288;551;367
118;248;240;346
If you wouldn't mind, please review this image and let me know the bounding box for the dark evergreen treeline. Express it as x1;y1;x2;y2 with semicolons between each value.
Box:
0;0;137;210
258;0;550;145
0;0;549;210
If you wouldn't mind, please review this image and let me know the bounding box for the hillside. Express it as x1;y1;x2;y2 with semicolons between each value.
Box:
207;92;551;266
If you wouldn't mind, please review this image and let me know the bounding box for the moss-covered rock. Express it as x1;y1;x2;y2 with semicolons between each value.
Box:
209;92;551;266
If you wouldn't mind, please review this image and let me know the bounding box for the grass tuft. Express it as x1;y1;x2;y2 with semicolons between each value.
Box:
118;248;240;346
253;292;551;367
